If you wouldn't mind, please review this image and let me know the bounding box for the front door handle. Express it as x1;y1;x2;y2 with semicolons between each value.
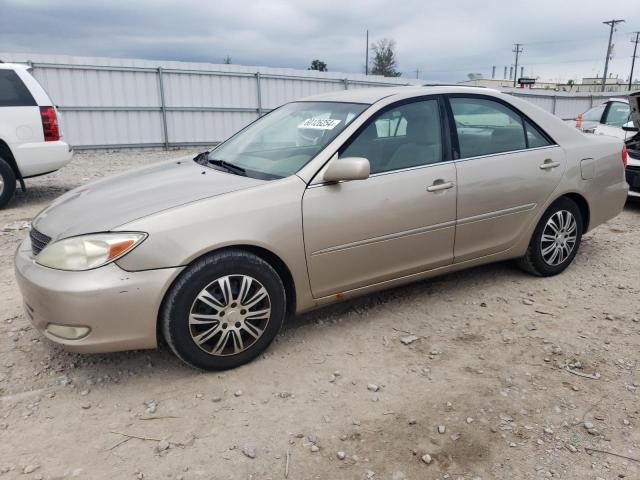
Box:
426;181;455;192
539;159;561;170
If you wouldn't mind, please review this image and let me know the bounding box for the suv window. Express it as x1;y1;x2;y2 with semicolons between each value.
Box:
341;99;443;174
603;102;630;127
0;70;36;107
582;105;605;122
450;97;526;158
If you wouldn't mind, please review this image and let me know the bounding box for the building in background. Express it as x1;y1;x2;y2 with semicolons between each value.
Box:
459;76;640;93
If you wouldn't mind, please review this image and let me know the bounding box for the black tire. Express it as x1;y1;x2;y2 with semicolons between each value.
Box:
516;197;583;276
0;157;16;209
161;249;287;370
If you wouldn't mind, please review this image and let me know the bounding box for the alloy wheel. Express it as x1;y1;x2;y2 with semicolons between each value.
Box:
189;274;271;356
540;210;578;266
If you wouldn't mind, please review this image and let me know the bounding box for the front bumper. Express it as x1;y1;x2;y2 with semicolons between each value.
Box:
14;236;183;353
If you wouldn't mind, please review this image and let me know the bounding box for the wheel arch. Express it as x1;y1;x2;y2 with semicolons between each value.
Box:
159;244;297;328
559;192;590;232
0;139;22;179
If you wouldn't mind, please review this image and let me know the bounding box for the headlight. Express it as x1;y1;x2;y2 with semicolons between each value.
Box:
35;232;147;271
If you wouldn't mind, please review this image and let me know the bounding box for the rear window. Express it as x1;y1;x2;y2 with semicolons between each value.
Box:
0;70;37;107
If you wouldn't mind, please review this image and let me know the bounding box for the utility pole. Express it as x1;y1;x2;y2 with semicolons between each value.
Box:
365;30;369;75
630;31;640;90
512;43;523;87
601;19;625;92
414;68;421;79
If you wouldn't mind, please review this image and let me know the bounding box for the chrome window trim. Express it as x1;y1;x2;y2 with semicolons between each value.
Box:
454;144;560;163
306;144;560;189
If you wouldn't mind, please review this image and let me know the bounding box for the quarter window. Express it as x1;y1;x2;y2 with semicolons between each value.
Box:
0;70;36;107
341;99;443;174
524;119;552;148
450;97;526;158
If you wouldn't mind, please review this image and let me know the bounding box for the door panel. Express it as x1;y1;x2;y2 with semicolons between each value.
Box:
303;163;457;298
454;146;565;261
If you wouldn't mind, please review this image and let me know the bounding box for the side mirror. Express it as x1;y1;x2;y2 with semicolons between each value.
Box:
323;157;370;183
622;121;639;133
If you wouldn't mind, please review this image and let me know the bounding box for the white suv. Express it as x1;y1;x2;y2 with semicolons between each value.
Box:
0;62;73;208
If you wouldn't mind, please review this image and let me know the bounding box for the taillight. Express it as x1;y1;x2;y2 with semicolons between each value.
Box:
39;106;59;142
622;144;628;169
575;113;583;130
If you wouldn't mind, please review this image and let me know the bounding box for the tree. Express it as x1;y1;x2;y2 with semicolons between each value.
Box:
308;59;328;72
370;39;401;77
223;55;232;64
467;73;483;80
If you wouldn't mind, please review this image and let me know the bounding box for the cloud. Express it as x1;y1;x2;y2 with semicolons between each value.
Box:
1;0;639;82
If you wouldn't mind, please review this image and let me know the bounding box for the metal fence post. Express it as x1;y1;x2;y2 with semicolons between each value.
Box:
551;95;557;115
589;95;594;108
157;67;169;149
256;72;263;117
343;78;349;90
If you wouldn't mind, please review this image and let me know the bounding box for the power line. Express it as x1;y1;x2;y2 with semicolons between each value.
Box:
601;19;625;92
365;29;369;76
630;31;640;90
512;43;523;87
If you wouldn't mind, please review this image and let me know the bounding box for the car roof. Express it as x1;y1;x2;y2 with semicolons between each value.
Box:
606;98;629;104
0;62;30;71
300;85;496;104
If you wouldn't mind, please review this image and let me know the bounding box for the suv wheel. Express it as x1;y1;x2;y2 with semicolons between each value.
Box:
0;157;16;209
161;249;287;370
516;197;583;276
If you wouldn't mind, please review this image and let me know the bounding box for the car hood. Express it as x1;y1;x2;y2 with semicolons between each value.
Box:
32;156;265;240
630;91;640;129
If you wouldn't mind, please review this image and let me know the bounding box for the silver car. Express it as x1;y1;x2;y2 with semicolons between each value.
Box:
15;86;628;370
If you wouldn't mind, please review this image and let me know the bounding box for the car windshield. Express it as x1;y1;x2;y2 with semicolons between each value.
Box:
203;101;367;179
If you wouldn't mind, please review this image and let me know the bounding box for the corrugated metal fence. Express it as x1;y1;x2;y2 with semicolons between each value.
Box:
1;53;632;150
1;53;420;149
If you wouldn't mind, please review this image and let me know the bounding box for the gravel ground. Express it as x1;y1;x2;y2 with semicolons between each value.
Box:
1;150;639;480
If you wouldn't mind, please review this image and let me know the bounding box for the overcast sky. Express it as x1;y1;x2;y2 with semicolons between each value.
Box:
1;0;639;83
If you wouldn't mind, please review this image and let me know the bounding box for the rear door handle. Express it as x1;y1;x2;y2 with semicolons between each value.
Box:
539;159;560;170
426;181;455;192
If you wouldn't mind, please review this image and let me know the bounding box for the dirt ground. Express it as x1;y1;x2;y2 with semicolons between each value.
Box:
1;150;639;480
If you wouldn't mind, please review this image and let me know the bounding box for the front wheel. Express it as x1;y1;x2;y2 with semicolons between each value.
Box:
516;197;583;276
161;249;287;370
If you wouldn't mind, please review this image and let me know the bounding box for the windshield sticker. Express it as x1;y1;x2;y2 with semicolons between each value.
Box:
298;118;342;130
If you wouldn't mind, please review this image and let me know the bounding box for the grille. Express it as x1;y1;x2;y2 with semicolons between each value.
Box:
30;228;51;257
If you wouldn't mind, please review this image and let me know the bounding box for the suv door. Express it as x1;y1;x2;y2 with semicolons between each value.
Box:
302;97;457;298
448;95;565;262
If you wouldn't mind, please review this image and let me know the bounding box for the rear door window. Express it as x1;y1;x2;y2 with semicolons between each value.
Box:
0;70;36;107
449;97;526;158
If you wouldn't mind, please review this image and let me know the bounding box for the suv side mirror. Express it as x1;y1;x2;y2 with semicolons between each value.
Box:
323;156;370;183
622;121;639;133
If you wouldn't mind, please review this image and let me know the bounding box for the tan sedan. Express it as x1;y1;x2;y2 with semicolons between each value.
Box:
15;86;628;370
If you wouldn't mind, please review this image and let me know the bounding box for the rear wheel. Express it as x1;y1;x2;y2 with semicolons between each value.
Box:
161;249;286;370
0;157;16;209
516;197;583;276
